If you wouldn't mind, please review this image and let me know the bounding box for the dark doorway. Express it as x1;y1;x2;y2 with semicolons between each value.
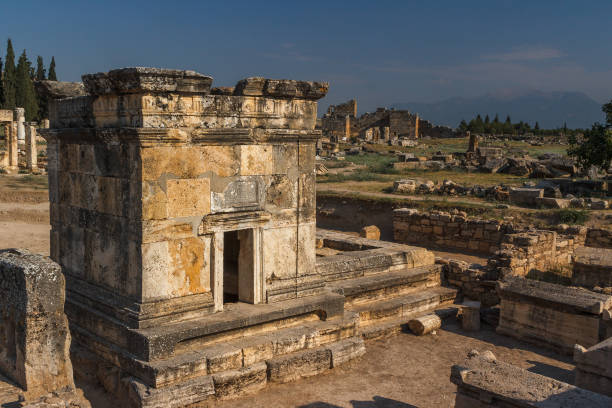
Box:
223;230;240;303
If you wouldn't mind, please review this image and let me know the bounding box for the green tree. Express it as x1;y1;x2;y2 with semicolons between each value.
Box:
15;50;39;121
458;119;468;132
472;114;485;134
2;39;16;109
48;56;57;81
568;100;612;172
503;115;513;134
36;56;45;80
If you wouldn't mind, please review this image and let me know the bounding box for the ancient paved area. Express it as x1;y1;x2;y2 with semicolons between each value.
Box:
209;322;573;408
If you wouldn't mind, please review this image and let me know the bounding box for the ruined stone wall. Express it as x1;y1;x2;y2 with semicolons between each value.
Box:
441;259;499;307
394;208;582;277
325;99;356;117
586;228;612;249
393;208;512;255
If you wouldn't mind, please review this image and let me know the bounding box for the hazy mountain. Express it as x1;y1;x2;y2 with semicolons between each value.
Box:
392;90;604;129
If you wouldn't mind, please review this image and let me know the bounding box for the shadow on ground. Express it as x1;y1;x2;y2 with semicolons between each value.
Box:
299;396;417;408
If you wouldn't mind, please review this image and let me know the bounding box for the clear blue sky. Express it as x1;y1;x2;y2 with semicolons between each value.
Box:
2;0;611;114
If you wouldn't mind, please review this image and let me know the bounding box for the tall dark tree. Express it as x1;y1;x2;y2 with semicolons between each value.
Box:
0;57;4;107
568;100;612;172
15;50;38;121
48;56;57;81
36;56;45;80
2;39;17;109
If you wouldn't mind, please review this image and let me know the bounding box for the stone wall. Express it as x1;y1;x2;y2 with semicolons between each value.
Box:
572;246;612;289
574;337;612;398
441;259;499;307
393;208;511;255
586;228;612;249
0;249;75;400
394;209;583;277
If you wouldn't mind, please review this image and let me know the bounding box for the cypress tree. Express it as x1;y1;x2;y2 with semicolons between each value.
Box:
3;39;16;110
15;50;38;121
48;56;57;81
0;57;4;107
36;56;45;80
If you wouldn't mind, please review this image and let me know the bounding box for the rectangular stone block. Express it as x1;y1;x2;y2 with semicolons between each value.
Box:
266;348;331;383
166;178;211;218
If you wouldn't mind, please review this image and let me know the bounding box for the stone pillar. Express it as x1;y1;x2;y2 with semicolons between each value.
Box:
42;118;50;129
8;122;18;171
415;114;420;139
344;115;351;139
383;126;390;141
25;124;38;172
462;300;481;331
467;131;478;153
14;107;25;142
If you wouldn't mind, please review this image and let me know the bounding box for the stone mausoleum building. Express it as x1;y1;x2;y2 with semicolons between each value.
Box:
42;67;453;406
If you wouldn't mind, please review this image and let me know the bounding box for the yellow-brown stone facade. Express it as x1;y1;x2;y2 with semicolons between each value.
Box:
44;68;328;327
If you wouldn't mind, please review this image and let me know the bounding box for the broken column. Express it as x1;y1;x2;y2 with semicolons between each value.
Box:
344;115;351;139
25;124;38;172
461;300;481;331
0;249;75;401
414;114;419;138
8;121;18;171
467;131;478;153
15;107;25;142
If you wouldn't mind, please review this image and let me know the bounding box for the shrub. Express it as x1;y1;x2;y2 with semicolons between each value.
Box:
557;209;589;225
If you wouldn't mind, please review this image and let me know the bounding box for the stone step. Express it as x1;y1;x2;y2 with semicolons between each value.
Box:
360;306;460;340
128;336;366;407
129;292;345;361
118;313;359;389
327;265;443;305
351;286;457;325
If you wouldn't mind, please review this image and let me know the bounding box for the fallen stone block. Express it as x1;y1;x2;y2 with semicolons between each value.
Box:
509;187;543;206
360;225;381;240
572;246;612;289
408;314;441;335
535;197;570;209
451;350;612;407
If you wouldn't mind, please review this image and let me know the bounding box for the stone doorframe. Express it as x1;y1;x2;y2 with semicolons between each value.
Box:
198;211;271;312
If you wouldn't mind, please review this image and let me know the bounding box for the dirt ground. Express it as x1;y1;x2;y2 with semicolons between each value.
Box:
213;321;573;408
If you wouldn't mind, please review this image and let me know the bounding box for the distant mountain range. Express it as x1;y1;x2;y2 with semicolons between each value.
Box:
392;90;605;129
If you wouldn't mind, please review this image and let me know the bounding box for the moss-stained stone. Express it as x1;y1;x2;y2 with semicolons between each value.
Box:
240;145;273;176
166;178;211;218
266;175;296;209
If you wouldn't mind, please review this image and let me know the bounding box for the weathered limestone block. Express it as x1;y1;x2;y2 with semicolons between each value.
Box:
461;300;481;331
360;225;380;240
572;246;612;289
497;277;612;354
508;187;543;206
393;179;416;194
266;348;331;383
451;350;612;407
0;249;75;400
574;338;612;397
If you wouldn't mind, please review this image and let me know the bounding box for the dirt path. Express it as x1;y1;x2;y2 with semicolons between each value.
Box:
0;221;50;255
214;322;573;408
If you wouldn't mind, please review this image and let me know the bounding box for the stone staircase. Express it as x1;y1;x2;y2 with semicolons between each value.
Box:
327;264;459;339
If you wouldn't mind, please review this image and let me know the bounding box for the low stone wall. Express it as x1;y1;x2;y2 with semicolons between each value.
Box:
497;277;612;354
394;209;582;277
451;350;612;407
574;337;612;398
572;246;612;289
393;208;512;255
586;228;612;249
0;249;75;400
489;228;582;277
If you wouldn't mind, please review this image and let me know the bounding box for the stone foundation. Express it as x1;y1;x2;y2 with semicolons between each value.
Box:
586;228;612;249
